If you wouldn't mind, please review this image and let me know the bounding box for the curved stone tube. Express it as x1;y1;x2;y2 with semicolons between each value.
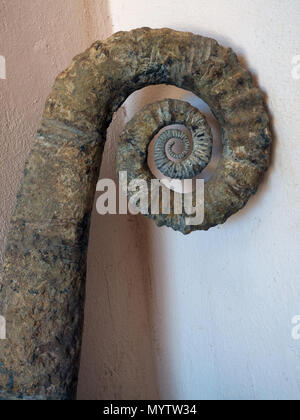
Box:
0;28;271;399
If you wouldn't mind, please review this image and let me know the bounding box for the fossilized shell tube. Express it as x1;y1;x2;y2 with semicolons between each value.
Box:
0;28;271;400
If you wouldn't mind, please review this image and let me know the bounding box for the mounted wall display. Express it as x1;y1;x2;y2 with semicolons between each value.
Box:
0;28;271;400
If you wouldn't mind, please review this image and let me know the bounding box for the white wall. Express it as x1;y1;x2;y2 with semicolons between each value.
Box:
89;0;299;400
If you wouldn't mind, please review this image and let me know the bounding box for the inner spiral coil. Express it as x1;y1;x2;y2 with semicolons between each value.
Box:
155;129;191;168
150;103;213;179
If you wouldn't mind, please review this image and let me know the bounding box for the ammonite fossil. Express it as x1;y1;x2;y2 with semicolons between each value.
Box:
0;28;271;400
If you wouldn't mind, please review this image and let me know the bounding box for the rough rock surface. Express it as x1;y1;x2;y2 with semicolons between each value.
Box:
0;28;271;400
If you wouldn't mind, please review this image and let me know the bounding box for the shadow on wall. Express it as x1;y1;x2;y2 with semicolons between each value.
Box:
77;105;160;400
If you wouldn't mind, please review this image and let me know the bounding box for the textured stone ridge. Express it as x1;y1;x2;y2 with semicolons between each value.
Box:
0;28;271;399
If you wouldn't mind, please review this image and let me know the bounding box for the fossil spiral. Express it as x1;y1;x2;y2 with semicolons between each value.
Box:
156;128;192;174
152;102;213;179
0;28;271;400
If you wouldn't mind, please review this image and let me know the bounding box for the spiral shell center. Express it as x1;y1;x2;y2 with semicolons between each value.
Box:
156;129;191;166
152;104;213;179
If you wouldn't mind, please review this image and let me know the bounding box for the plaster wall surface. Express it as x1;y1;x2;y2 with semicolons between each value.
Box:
0;0;112;262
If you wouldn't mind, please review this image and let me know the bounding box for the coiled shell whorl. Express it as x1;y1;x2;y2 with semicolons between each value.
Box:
118;99;213;180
